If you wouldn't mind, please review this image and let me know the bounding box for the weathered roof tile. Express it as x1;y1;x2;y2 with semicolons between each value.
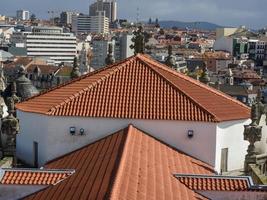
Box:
16;54;250;122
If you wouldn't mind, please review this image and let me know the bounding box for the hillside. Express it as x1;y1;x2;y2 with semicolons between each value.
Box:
159;21;223;30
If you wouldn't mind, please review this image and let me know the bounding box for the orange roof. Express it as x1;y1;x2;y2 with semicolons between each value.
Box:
0;169;74;185
26;64;59;75
16;54;250;122
175;175;250;191
4;57;33;68
25;125;214;200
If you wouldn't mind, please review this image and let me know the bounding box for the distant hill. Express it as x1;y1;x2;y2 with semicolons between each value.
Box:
158;21;223;30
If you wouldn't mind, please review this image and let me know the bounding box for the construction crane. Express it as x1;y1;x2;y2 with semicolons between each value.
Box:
47;10;59;25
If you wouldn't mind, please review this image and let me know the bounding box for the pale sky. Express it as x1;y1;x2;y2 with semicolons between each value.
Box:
1;0;266;29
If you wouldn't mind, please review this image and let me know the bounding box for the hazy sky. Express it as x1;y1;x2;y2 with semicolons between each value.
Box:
1;0;266;29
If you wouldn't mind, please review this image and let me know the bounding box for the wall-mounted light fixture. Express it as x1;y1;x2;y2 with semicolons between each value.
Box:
187;130;194;138
69;127;76;135
80;128;85;135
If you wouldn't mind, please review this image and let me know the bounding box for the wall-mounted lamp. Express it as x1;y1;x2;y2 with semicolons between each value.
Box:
70;127;76;135
80;128;85;135
187;130;194;138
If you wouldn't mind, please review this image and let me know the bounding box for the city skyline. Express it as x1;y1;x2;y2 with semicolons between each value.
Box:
0;0;266;29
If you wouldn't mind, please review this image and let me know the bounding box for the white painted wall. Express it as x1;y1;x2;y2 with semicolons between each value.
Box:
0;185;47;200
16;111;49;166
16;110;250;173
215;119;250;173
199;191;267;200
16;110;217;168
256;115;267;154
213;37;233;54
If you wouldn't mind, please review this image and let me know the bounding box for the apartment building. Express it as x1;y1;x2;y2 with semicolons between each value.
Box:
72;12;109;34
16;10;30;21
89;0;117;23
11;26;77;65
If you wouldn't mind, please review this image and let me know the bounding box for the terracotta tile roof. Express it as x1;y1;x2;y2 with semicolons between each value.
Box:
3;57;33;75
4;57;33;68
16;54;250;122
54;66;73;77
0;169;74;185
176;174;267;193
26;64;59;75
25;125;214;200
175;175;250;191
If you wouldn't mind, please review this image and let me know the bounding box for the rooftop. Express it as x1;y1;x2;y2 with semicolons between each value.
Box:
0;168;74;185
16;54;250;122
25;125;214;200
175;174;267;192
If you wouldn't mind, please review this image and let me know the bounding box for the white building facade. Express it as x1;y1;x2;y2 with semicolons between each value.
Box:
60;11;79;26
72;14;91;34
16;10;30;21
89;0;117;23
15;54;251;175
11;27;77;65
16;111;250;173
72;12;109;34
91;39;113;69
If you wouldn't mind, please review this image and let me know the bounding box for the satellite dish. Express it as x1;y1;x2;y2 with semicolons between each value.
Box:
86;35;92;42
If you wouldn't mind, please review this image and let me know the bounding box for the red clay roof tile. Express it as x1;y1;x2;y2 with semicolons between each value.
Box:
0;169;74;185
16;54;250;122
24;125;213;200
175;175;251;191
26;64;59;75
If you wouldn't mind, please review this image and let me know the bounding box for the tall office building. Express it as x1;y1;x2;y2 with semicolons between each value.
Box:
72;14;91;34
72;12;109;34
91;39;114;70
89;0;117;23
117;33;134;60
60;11;79;26
113;33;134;61
16;10;30;21
90;11;109;34
11;27;77;64
91;33;134;70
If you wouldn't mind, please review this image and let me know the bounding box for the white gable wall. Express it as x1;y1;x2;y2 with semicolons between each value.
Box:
215;119;250;173
256;115;267;154
16;111;49;166
199;191;267;200
16;110;249;173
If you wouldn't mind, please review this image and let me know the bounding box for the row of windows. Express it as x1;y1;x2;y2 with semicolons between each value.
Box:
26;38;76;41
27;42;76;45
28;55;76;58
28;51;76;54
27;46;76;49
26;33;74;37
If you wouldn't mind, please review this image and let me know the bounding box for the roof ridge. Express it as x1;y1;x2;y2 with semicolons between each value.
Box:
16;54;250;122
139;54;250;117
48;58;135;115
109;125;133;199
137;55;217;121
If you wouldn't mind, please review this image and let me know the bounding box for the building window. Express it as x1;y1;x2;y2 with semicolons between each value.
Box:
221;148;228;173
33;141;39;168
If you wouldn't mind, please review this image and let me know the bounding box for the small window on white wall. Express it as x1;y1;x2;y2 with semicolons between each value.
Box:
33;141;38;168
220;148;228;173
